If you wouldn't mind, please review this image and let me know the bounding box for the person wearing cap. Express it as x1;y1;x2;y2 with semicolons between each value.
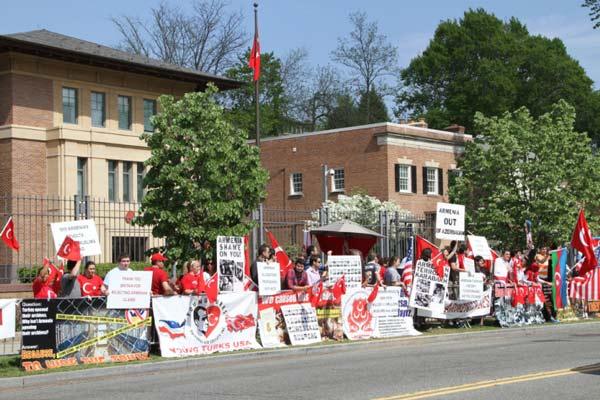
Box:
144;252;174;296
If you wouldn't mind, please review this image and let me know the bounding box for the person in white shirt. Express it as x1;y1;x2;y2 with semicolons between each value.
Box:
306;256;322;286
493;250;511;283
102;253;132;293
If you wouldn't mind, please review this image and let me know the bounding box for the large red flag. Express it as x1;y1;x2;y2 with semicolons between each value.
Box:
571;209;597;277
367;283;379;303
0;216;19;251
56;236;81;261
249;30;261;81
415;236;440;263
332;275;347;302
204;273;219;303
266;230;293;278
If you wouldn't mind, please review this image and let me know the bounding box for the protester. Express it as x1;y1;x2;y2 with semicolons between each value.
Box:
144;253;174;296
286;258;310;292
180;260;210;295
304;245;319;269
78;261;105;297
306;255;322;286
32;264;58;299
174;261;191;294
59;259;82;298
102;254;132;293
204;258;217;277
250;244;271;287
493;250;511;283
362;253;381;287
384;256;404;287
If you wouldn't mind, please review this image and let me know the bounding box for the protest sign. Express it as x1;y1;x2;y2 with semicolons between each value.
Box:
459;272;484;301
257;291;310;347
420;288;492;319
216;236;245;292
464;257;475;274
281;303;321;346
313;287;344;341
467;235;493;260
0;299;16;340
21;298;150;371
371;287;420;338
493;284;545;327
153;292;260;357
435;203;465;241
409;260;450;314
106;271;152;309
257;262;281;296
342;289;375;340
327;256;362;289
50;219;101;256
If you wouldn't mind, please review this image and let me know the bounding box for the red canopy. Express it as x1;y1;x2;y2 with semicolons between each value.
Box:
310;220;383;257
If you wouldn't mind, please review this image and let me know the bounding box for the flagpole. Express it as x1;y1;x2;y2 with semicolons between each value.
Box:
253;2;260;147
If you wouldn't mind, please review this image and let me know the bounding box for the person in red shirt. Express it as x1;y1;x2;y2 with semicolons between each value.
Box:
180;260;210;295
32;264;57;299
144;253;174;296
77;261;105;297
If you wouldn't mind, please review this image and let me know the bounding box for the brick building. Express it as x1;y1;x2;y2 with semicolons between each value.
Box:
0;30;238;281
259;122;472;216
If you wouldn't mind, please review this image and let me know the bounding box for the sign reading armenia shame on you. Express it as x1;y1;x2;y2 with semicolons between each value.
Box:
435;202;465;241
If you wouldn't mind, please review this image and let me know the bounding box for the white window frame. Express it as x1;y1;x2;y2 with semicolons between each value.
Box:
426;167;438;195
290;173;303;196
397;165;411;193
331;168;345;192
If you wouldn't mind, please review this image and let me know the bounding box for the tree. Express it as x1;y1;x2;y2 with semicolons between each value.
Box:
450;100;600;249
325;94;360;129
332;11;398;120
583;0;600;28
136;85;268;261
396;9;600;141
112;0;246;74
357;88;389;124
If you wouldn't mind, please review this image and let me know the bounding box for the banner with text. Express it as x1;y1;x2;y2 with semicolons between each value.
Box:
371;287;421;338
435;203;465;241
20;298;150;372
257;262;281;296
327;256;362;289
217;236;245;292
419;288;492;319
153;292;260;357
281;303;321;346
409;260;450;314
50;219;101;256
106;271;152;309
459;272;485;301
467;235;493;260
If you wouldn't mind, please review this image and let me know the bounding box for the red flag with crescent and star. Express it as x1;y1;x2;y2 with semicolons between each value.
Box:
56;236;82;261
249;27;261;81
571;209;597;277
0;216;19;251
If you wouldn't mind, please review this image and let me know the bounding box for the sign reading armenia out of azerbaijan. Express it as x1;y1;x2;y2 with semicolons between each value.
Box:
435;202;465;241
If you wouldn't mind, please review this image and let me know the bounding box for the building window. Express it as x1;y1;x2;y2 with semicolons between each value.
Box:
426;168;438;195
62;87;78;124
77;157;87;197
122;161;132;202
143;99;156;132
91;91;106;128
290;173;303;195
137;162;145;201
332;168;345;192
118;95;132;130
112;236;148;262
108;160;117;201
397;165;410;192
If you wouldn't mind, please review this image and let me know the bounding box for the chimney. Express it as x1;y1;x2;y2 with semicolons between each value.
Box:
407;118;428;128
444;124;465;134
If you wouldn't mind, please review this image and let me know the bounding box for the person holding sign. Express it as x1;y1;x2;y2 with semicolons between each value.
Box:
102;254;132;293
286;258;310;292
32;264;58;299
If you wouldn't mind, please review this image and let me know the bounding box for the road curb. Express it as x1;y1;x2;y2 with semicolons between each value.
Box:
2;320;598;390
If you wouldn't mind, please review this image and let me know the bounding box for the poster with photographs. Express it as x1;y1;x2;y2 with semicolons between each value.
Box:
327;256;362;289
409;259;450;314
280;303;321;346
217;236;245;292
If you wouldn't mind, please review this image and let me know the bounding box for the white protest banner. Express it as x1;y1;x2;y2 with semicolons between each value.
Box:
342;288;375;340
435;202;465;241
107;271;152;309
153;292;261;357
257;307;286;348
459;272;484;301
467;235;493;260
327;256;362;289
257;262;281;296
419;288;492;319
464;257;476;274
281;303;321;346
0;299;16;339
216;236;245;292
371;287;421;338
409;259;450;314
50;219;101;256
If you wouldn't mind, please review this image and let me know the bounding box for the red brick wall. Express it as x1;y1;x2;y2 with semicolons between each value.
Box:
0;74;12;126
10;74;53;128
10;139;46;196
0;139;11;196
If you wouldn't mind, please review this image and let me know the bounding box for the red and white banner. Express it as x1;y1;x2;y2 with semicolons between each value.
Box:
152;292;260;357
569;268;600;301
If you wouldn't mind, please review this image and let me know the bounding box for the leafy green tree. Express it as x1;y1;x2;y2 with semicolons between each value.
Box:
222;50;290;139
325;94;360;129
137;85;268;260
396;9;600;141
583;0;600;28
357;89;389;124
450;100;600;249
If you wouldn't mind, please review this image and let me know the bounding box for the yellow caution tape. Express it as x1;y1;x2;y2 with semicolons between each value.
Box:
56;314;130;325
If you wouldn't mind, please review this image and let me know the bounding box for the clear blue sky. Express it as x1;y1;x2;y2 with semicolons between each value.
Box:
3;0;599;87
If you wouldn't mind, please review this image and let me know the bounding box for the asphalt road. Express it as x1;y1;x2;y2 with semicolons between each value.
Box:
2;322;600;400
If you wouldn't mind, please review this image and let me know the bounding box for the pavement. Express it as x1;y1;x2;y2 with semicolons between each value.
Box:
1;322;599;400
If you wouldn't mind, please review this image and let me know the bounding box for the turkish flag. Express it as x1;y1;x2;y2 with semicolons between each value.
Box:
56;236;81;261
332;275;347;302
571;209;597;277
0;216;19;251
249;32;260;81
266;230;293;278
204;273;219;303
310;281;323;308
367;283;379;303
415;236;440;264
